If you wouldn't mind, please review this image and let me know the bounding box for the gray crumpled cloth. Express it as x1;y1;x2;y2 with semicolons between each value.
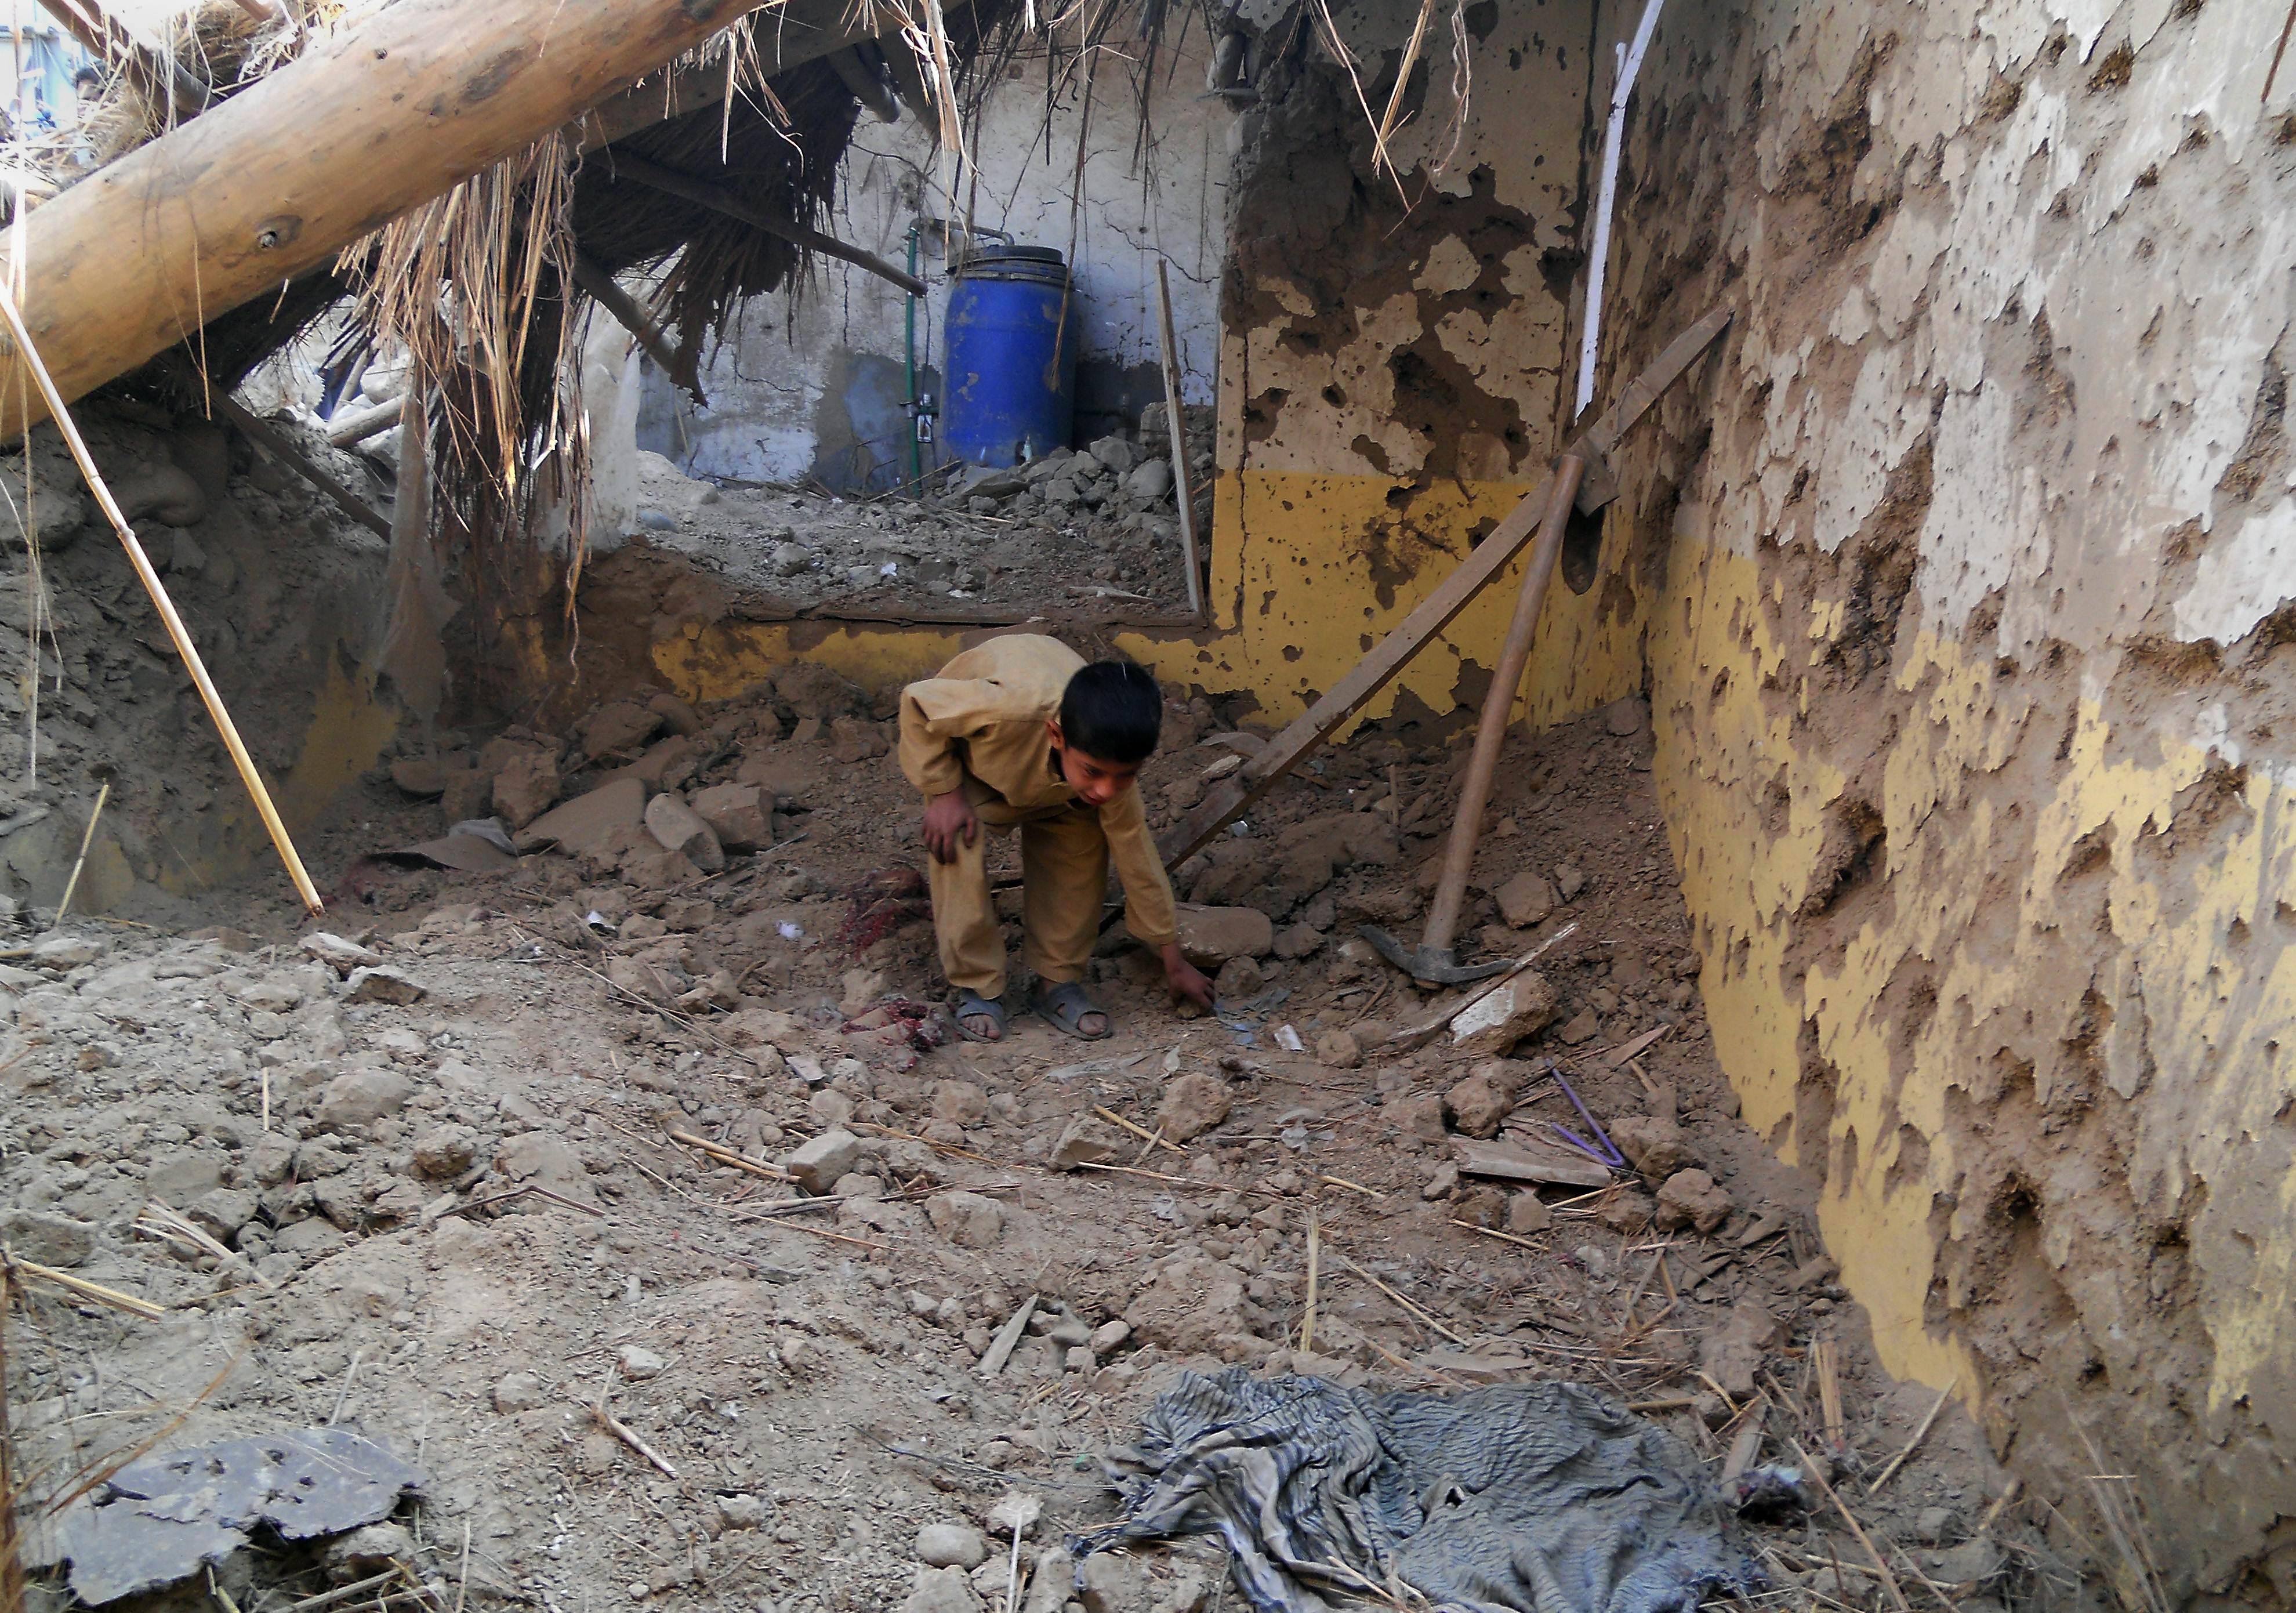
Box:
1073;1369;1760;1613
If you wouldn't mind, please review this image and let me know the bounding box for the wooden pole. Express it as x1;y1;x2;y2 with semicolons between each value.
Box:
568;251;697;398
0;282;325;915
0;0;873;440
325;392;407;451
1418;453;1584;955
1155;305;1732;869
1152;258;1202;621
198;385;391;538
602;151;930;298
37;0;210;120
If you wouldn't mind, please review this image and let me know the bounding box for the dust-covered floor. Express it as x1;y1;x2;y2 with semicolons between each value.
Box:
2;677;2092;1613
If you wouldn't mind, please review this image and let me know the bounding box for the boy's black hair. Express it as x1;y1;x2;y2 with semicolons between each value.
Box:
1058;660;1163;764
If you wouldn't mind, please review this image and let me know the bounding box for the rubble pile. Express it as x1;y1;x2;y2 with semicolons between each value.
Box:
628;406;1213;617
1;675;2043;1613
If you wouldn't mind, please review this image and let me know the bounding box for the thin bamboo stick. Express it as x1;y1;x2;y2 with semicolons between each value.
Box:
54;778;108;918
0;282;324;915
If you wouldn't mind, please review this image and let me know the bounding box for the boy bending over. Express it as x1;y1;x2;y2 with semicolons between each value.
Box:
898;635;1214;1041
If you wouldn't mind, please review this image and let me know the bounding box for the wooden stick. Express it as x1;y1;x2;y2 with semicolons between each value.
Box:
1070;1161;1194;1185
324;393;407;450
0;298;324;911
1151;257;1201;621
1722;1397;1767;1482
1449;1219;1546;1250
1091;1105;1187;1157
1867;1378;1956;1495
569;251;696;397
977;1294;1037;1380
761;1218;884;1251
1791;1436;1912;1613
1328;1249;1467;1345
2;1253;165;1318
1318;1173;1384;1198
666;1126;795;1181
592;1369;677;1479
1815;1335;1846;1448
1156;306;1733;868
1299;1210;1320;1355
604;151;929;298
54;778;109;919
202;386;391;538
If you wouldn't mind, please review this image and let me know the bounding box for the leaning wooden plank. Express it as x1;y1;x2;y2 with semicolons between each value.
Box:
602;151;930;299
570;251;697;398
1156;305;1733;867
200;386;391;539
0;0;866;440
1452;1139;1613;1191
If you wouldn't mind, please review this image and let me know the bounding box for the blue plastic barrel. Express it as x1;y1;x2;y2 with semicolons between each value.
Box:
943;246;1078;468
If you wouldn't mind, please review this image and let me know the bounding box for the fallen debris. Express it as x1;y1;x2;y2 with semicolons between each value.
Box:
1076;1369;1760;1613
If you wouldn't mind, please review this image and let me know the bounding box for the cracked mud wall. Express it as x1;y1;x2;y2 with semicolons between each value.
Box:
1583;0;2296;1596
1169;0;1651;727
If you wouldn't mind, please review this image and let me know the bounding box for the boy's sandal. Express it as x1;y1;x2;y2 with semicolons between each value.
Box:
953;989;1008;1043
1032;981;1112;1041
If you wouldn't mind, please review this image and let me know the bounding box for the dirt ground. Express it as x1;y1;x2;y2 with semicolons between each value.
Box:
2;672;2098;1613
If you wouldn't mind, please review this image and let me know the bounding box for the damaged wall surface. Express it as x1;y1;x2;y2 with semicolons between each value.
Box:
644;24;1232;493
1586;0;2296;1596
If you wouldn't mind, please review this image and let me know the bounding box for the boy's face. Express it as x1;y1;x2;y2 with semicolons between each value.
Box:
1046;720;1143;806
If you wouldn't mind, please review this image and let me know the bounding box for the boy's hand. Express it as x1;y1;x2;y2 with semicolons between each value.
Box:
1159;943;1214;1009
922;791;979;864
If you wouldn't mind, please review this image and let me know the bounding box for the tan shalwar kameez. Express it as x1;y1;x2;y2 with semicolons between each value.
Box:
897;635;1179;1000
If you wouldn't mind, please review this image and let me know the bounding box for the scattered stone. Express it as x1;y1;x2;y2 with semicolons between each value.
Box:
1125;458;1173;500
644;793;724;873
1555;1008;1601;1045
1315;1028;1361;1069
716;1494;767;1532
1602;695;1647;737
345;967;426;1006
1175;905;1273;966
915;1523;989;1569
316;1066;414;1128
784;1129;862;1194
1655;1168;1733;1233
0;1208;96;1266
411;1125;478;1177
1443;1062;1524;1139
1272;923;1325;960
1090;1319;1131;1353
1076;1552;1146;1613
932;1079;991;1128
1448;968;1558;1056
775;662;866;720
30;934;100;970
1391;1092;1448;1143
687;781;775;850
1493;869;1557;929
1158;1071;1231;1141
1450;1184;1508;1227
1593;1190;1654;1234
1555;865;1587;902
1421;1161;1460;1201
901;1565;986;1613
237;978;303;1013
1046;1115;1123;1170
1507;1192;1553;1235
1609;1114;1695;1185
1213;955;1264;999
927;1191;1006;1249
493;1373;546;1413
1698;1300;1780;1400
491;748;561;830
521;777;649;856
1928;1539;2003;1585
616;1345;668;1382
323;1523;417;1582
829;714;891;765
583;699;664;760
647;692;702;736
